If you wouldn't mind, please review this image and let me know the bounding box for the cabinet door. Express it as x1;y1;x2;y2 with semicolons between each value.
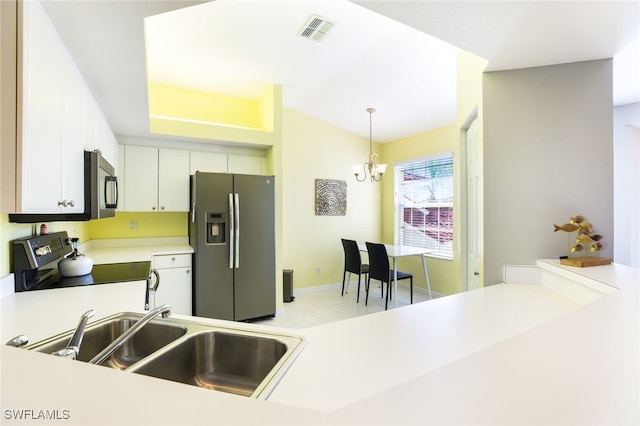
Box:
154;266;192;315
59;46;86;213
102;126;119;171
123;145;158;211
227;154;264;175
189;151;227;174
158;148;189;212
20;0;64;212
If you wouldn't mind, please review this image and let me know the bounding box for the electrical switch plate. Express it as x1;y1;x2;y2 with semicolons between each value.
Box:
130;220;137;231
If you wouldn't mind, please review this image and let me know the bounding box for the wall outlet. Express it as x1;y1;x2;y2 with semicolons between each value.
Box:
130;220;137;231
316;266;321;275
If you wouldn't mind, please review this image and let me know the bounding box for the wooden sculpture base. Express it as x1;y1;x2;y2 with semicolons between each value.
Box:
560;257;612;267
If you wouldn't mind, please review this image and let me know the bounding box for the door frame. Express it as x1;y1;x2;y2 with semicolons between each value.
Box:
460;108;480;292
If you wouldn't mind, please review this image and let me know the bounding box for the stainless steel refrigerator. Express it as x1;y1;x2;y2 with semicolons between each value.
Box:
190;172;276;321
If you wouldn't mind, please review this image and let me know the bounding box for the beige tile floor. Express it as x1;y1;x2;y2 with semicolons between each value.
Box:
252;280;434;329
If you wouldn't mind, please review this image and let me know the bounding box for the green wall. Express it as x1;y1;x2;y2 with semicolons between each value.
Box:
88;212;187;239
281;108;381;289
1;214;90;277
380;125;461;296
0;212;186;278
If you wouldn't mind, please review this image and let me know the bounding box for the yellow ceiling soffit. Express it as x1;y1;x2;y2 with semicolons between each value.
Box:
148;83;278;145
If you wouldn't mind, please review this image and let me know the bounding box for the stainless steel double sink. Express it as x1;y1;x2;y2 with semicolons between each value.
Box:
25;312;306;399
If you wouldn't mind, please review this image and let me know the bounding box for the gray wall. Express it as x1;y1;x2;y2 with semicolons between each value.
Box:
483;59;613;284
613;102;640;267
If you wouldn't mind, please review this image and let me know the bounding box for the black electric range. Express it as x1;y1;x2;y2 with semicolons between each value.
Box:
23;261;151;291
11;231;151;292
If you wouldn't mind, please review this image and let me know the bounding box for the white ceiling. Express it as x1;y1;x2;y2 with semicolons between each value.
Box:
40;0;640;144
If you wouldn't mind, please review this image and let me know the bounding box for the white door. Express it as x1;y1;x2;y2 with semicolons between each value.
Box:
466;118;480;290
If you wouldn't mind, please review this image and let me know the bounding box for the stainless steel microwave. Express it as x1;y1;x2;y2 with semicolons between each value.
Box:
9;150;118;223
90;149;118;218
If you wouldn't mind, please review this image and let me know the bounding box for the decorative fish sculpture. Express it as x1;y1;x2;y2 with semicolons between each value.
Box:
571;244;584;252
554;223;579;232
590;242;604;252
576;236;592;244
590;234;603;242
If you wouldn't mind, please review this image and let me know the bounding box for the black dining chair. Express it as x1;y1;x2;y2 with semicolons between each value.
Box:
365;242;413;310
341;239;369;303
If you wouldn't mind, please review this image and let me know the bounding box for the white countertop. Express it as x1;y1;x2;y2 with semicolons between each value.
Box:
82;236;193;264
1;257;638;425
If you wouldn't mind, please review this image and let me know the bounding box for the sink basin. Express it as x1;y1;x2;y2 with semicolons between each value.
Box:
129;331;289;397
27;315;187;369
25;312;306;399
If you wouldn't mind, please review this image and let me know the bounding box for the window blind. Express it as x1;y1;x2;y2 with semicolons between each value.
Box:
394;154;454;259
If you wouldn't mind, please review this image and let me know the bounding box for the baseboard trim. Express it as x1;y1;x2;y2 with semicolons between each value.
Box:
294;281;444;299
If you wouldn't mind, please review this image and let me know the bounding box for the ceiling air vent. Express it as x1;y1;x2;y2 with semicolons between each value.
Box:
298;15;334;42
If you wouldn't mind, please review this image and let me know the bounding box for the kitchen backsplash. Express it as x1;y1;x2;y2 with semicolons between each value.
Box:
88;212;188;239
1;212;187;278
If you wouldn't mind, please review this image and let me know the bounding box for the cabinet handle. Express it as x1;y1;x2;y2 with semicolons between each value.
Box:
161;206;165;210
152;206;156;210
186;269;190;274
57;200;75;208
68;200;75;207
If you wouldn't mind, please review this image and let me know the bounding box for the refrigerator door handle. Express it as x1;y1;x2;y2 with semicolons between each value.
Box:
229;193;234;269
234;193;240;268
191;203;196;223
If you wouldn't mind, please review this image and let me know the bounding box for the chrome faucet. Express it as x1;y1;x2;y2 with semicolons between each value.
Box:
88;304;171;365
51;309;96;359
6;335;29;348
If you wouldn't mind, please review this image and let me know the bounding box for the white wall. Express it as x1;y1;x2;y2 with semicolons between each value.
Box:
613;102;640;267
483;60;614;284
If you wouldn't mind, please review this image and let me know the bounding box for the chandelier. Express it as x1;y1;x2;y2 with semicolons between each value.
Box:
353;108;387;182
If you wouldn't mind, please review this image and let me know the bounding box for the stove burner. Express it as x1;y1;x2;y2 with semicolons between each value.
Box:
25;261;152;291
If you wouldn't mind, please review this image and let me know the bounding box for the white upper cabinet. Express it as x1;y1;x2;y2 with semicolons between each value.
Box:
60;41;86;213
158;148;189;211
18;0;119;213
123;145;158;212
228;154;265;175
189;151;265;175
20;0;79;213
189;151;227;174
123;145;189;212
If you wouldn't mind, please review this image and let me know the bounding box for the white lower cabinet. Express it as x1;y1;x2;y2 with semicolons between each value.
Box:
152;254;192;316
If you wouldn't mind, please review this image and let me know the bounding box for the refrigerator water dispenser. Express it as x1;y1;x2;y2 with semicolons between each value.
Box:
206;212;226;244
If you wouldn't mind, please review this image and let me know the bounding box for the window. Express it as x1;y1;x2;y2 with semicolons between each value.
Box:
394;154;454;259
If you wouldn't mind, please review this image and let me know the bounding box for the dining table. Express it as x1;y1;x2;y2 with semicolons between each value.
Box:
359;243;434;308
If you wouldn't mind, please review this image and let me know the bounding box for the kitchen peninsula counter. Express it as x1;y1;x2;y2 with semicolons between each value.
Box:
1;259;638;425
